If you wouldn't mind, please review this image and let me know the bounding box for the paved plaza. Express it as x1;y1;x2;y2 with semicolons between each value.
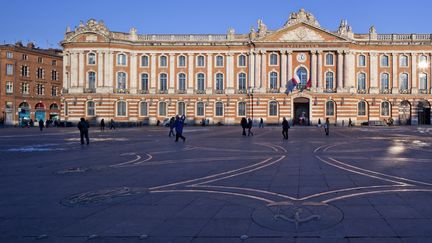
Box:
1;124;432;242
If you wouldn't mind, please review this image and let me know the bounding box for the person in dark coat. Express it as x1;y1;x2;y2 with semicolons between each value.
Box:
282;117;290;140
247;118;254;136
240;117;247;136
174;115;186;142
168;117;175;137
38;119;44;132
78;117;90;145
259;118;264;128
324;118;330;136
110;119;116;130
100;119;105;131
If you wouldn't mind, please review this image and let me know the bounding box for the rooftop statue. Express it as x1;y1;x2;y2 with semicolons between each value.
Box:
285;8;320;27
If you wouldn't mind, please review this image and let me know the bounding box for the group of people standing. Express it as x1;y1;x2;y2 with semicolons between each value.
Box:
240;117;254;136
99;119;116;131
168;115;186;142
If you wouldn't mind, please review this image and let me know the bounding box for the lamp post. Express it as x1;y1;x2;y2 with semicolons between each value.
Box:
247;87;254;119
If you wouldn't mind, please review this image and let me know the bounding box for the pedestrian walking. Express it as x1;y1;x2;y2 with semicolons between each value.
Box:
38;119;44;132
324;118;330;136
259;118;264;128
78;117;90;145
247;118;254;136
317;118;321;127
174;115;186;142
100;119;105;131
348;118;353;127
110;119;116;130
240;117;247;136
282;117;290;140
168;117;175;137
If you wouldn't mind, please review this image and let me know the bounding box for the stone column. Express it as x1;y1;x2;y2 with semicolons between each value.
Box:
226;53;234;94
317;51;322;90
188;53;194;94
337;51;344;91
103;51;110;87
97;51;104;88
254;52;261;90
130;53;137;94
370;52;378;94
281;51;287;92
107;51;114;89
150;53;157;94
411;53;417;93
345;51;355;92
311;50;317;90
169;53;175;94
78;51;85;88
392;53;398;94
206;53;213;94
260;51;267;92
63;52;69;89
248;52;255;89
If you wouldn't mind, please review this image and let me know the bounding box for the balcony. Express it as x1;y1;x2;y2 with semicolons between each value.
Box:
323;88;336;93
357;89;367;94
419;89;429;94
138;89;149;94
195;89;206;94
158;89;168;94
84;88;96;93
214;89;225;94
267;88;280;93
236;89;247;94
380;89;391;94
399;89;411;94
177;89;187;94
114;88;130;94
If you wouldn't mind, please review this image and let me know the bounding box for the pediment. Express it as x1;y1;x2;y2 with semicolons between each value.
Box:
258;23;349;42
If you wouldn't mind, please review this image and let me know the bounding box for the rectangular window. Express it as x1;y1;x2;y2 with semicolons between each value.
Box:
36;84;45;95
22;54;28;60
52;60;57;66
197;56;205;67
51;86;58;96
51;70;58;81
6;52;13;59
37;68;45;79
141;55;149;67
21;66;29;77
6;64;13;75
38;57;43;63
6;82;13;94
22;83;29;94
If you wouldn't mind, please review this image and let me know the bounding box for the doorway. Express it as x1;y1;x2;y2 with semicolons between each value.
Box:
293;97;310;125
399;100;411;125
418;100;431;125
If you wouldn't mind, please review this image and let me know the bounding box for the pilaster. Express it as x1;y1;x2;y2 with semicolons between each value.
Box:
411;53;417;94
392;53;398;94
281;51;288;92
97;51;104;88
130;53;137;94
150;54;156;94
336;50;343;92
369;52;378;94
206;53;213;94
187;53;195;94
169;53;175;94
316;51;322;91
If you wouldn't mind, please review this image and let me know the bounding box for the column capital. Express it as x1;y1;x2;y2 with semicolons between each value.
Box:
169;53;176;57
337;50;344;55
206;53;213;57
187;53;195;57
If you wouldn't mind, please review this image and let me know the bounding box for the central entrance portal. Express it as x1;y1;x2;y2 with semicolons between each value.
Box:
293;97;310;125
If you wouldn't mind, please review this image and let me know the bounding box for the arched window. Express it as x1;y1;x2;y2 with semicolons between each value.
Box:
88;71;96;89
270;53;278;66
141;73;149;91
419;73;428;90
419;55;428;63
215;102;224;116
141;55;149;67
178;55;186;67
117;54;126;66
296;67;308;86
216;55;224;67
381;55;389;67
50;103;59;110
238;73;246;90
117;72;126;89
269;101;278;116
357;72;366;90
238;55;246;67
325;72;334;90
381;101;390;116
269;72;278;89
196;102;205;116
140;101;148;116
326;100;335;116
216;73;224;91
400;55;408;67
160;55;167;67
159;73;167;91
358;101;366;116
325;53;334;66
197;73;205;91
117;101;126;116
178;102;186;116
178;73;186;91
380;73;389;90
400;73;408;90
87;101;95;116
159;102;167;116
197;55;205;67
88;53;96;65
358;55;366;67
238;102;246;116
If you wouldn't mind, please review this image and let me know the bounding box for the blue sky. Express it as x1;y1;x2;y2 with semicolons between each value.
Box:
1;0;431;48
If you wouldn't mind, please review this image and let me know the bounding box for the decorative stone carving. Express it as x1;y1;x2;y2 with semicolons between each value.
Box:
285;8;320;27
129;27;138;41
257;19;268;37
249;26;256;40
65;19;110;42
279;26;324;41
227;27;235;40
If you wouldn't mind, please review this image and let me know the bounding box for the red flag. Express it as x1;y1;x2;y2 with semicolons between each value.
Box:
306;78;311;88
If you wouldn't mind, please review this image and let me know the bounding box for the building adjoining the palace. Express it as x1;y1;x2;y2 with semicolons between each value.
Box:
0;42;62;125
61;9;431;126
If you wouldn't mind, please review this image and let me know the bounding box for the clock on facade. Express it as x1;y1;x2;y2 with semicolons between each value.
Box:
297;53;307;62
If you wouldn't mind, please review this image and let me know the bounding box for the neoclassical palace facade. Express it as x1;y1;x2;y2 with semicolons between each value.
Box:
61;9;432;125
